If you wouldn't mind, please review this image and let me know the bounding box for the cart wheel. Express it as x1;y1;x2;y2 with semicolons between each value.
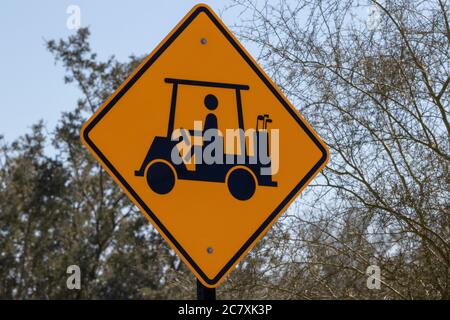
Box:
146;160;176;194
227;168;256;200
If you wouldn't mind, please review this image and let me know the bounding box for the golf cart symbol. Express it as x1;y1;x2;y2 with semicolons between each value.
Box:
134;78;277;201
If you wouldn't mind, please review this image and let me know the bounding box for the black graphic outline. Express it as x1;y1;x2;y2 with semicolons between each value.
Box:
82;5;328;286
134;77;277;200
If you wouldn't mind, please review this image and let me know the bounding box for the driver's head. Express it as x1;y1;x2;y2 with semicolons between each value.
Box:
204;94;218;111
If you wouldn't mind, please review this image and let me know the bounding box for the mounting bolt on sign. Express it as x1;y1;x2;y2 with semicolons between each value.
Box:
80;3;329;293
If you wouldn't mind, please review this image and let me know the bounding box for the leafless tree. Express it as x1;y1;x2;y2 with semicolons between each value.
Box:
221;0;449;299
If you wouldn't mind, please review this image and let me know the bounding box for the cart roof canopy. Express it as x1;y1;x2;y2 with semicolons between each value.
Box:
165;78;249;90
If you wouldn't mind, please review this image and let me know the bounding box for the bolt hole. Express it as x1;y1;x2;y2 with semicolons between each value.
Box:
201;38;207;45
207;247;213;254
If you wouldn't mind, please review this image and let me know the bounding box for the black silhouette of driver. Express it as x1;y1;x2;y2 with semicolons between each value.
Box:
203;94;218;132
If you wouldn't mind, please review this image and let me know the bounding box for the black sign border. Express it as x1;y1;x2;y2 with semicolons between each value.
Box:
83;5;328;286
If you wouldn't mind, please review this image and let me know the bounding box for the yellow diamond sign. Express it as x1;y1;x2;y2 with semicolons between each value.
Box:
81;4;329;288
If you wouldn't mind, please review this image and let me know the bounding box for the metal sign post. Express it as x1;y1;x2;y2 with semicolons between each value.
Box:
196;279;216;300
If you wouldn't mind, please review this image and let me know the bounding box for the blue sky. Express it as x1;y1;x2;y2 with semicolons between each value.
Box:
0;0;237;142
